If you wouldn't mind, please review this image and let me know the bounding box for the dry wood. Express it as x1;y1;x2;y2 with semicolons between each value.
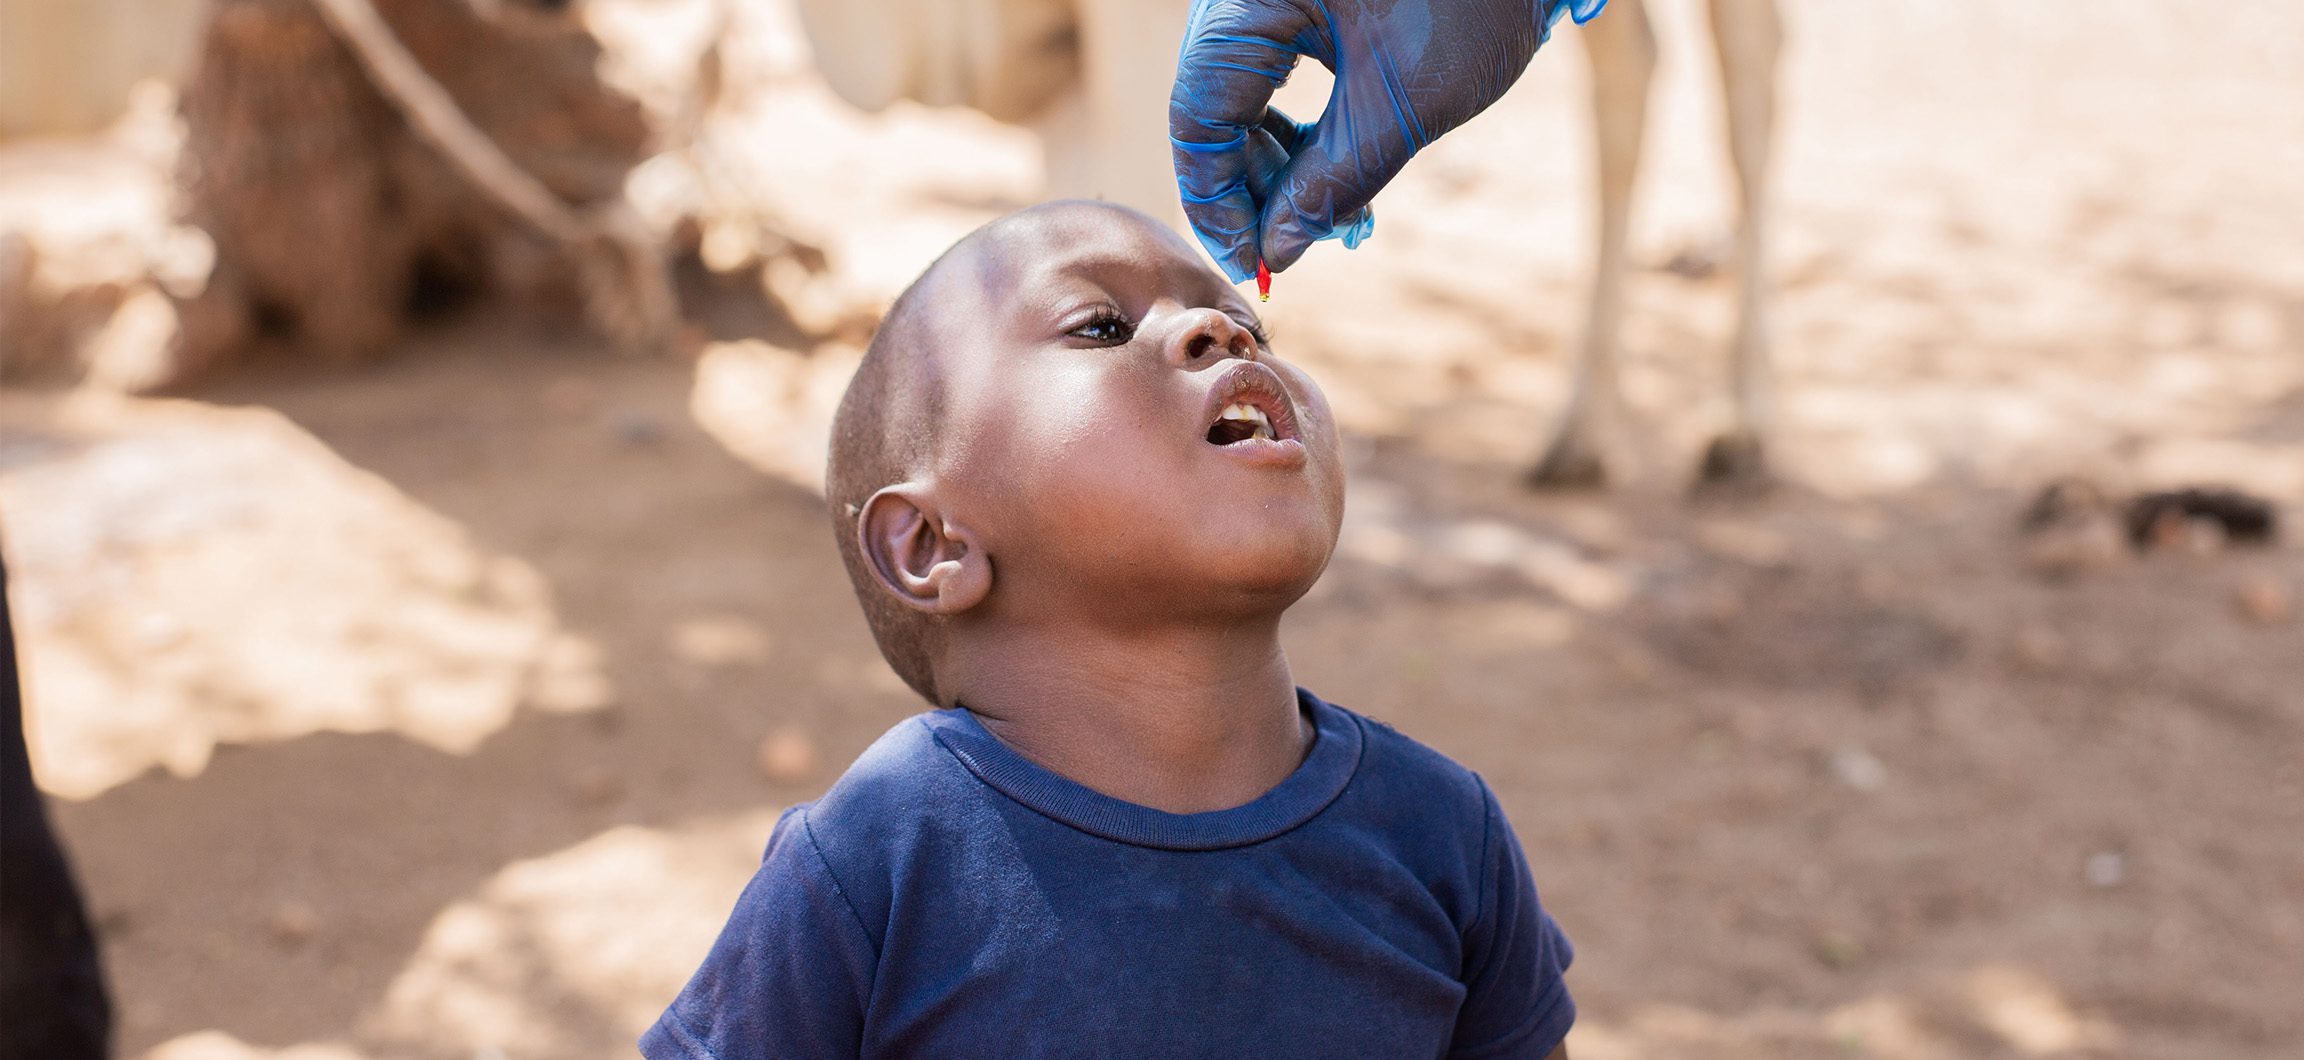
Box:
306;0;675;353
306;0;581;243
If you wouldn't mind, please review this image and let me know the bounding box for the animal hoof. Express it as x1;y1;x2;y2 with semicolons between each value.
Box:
1695;432;1771;493
1528;439;1608;490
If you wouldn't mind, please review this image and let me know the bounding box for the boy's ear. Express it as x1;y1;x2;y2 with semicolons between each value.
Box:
856;483;992;615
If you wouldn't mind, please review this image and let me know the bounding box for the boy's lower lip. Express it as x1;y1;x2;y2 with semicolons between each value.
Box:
1206;435;1308;469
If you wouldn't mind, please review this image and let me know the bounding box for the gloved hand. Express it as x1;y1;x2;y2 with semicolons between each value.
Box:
1171;0;1607;284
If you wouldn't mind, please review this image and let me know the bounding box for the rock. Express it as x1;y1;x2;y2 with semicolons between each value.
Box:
2235;578;2292;625
2083;850;2127;889
757;727;818;783
270;901;318;945
2021;478;2128;579
1828;746;1887;792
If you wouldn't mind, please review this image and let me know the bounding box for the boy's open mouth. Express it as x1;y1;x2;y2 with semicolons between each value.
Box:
1202;362;1300;447
1207;404;1276;445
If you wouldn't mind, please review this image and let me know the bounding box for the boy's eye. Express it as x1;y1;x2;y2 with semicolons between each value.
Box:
1068;311;1135;345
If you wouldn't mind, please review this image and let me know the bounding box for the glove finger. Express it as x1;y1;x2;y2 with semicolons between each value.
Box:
1255;105;1311;156
1250;104;1373;267
1172;140;1260;285
1171;0;1312;283
1244;113;1295;205
1258;94;1412;271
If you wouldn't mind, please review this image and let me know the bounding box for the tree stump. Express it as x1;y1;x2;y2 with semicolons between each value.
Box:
177;0;653;366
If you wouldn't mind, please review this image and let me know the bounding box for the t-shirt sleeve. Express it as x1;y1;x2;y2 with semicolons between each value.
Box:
640;806;877;1060
1448;779;1576;1059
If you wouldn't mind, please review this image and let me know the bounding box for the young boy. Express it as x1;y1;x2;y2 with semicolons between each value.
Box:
643;201;1574;1059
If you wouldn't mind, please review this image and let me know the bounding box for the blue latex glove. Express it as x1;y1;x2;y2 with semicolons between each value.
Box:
1171;0;1608;283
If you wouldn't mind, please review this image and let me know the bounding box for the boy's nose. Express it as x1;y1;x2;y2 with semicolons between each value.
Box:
1164;308;1257;368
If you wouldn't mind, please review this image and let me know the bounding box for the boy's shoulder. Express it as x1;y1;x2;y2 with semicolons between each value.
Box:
1319;695;1505;848
772;711;994;937
800;710;979;840
1342;701;1493;798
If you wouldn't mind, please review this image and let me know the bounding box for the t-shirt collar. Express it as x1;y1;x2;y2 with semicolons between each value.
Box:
921;688;1363;851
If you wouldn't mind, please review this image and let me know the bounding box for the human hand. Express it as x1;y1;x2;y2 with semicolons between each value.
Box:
1170;0;1606;283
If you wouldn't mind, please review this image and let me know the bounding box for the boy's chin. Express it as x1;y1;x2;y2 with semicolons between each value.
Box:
1174;536;1335;607
1051;499;1341;613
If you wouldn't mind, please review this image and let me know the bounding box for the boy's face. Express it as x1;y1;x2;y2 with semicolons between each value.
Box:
928;202;1345;624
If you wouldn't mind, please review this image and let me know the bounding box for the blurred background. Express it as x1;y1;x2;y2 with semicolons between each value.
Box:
2;0;2299;1056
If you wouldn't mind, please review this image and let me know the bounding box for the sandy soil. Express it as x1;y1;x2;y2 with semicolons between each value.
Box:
4;1;2301;1057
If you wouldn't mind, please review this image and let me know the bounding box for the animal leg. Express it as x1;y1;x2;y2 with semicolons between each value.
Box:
1531;0;1655;490
1695;0;1782;490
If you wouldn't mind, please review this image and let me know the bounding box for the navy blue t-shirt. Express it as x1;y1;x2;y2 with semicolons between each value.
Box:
642;690;1574;1059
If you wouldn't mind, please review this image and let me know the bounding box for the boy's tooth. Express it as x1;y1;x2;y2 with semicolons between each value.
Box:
1216;401;1275;438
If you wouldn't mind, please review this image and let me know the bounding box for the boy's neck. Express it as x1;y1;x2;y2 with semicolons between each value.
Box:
944;617;1312;815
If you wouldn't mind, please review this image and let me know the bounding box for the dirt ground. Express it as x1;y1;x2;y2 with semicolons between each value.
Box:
5;1;2301;1057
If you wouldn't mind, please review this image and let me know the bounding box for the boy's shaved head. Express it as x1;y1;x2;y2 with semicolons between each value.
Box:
826;204;1079;703
828;258;956;703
